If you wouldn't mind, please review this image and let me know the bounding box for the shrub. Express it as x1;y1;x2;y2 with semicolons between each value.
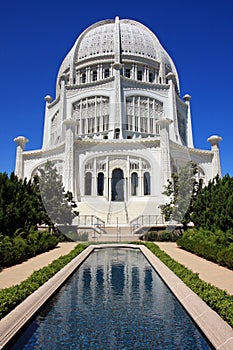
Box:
177;228;233;269
217;244;233;269
0;230;59;269
142;230;179;242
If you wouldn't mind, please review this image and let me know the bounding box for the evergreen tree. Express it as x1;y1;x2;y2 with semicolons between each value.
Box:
37;161;78;232
0;172;44;236
191;174;233;232
160;162;199;229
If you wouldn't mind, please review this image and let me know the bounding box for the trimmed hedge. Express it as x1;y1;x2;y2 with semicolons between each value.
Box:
177;228;233;269
0;231;59;269
0;243;87;319
134;242;233;328
142;230;180;242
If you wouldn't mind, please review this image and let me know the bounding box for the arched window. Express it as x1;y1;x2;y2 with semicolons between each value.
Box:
137;70;142;81
115;128;120;139
104;68;110;78
92;70;97;81
144;172;151;195
82;73;86;83
149;72;154;83
131;172;138;196
97;172;104;196
85;172;92;195
125;68;131;78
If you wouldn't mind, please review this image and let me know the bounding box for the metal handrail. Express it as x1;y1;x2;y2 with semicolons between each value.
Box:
77;215;106;235
124;201;129;223
77;215;105;227
107;202;112;224
130;214;165;234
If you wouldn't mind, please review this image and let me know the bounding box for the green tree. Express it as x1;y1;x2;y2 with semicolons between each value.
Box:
0;172;44;236
160;162;199;229
37;161;78;232
191;174;233;232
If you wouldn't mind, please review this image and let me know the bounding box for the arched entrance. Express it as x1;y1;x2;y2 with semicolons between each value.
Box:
111;168;124;201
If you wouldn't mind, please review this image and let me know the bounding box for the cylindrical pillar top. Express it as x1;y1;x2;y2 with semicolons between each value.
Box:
14;136;29;149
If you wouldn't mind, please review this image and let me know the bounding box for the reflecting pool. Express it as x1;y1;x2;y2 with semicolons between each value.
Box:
11;248;213;349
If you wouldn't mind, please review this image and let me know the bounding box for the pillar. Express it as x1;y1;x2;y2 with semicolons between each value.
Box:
14;136;29;179
157;118;173;185
207;135;222;178
42;95;52;149
183;94;194;148
112;16;123;138
166;72;180;143
63;119;76;193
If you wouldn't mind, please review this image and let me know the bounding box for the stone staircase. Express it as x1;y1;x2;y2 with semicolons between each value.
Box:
77;197;161;223
74;197;163;241
98;225;138;242
107;201;129;224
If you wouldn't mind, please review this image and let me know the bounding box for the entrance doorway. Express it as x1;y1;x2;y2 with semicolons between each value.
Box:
111;168;124;201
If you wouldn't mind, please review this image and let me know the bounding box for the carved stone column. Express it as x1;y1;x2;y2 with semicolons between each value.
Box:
112;16;123;138
14;136;29;179
183;94;194;148
157;118;173;186
63;119;76;193
207;135;222;178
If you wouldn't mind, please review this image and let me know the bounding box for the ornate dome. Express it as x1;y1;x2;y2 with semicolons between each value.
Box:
76;19;159;60
56;17;179;92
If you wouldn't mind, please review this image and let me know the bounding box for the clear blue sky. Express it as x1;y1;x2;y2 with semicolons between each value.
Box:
0;0;232;176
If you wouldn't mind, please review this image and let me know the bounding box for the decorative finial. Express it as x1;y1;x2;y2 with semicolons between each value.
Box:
14;136;29;149
207;135;222;146
183;94;191;102
44;95;52;103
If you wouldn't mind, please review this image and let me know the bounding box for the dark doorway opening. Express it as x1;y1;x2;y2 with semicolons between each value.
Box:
111;168;124;201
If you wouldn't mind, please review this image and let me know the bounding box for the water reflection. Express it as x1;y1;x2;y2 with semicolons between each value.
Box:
11;248;213;350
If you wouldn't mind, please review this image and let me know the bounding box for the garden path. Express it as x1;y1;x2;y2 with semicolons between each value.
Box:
1;241;232;295
155;242;233;295
0;242;77;289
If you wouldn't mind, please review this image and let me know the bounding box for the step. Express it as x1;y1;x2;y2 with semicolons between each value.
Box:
104;226;131;235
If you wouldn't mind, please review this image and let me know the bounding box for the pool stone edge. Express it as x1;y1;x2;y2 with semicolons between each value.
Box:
0;243;232;350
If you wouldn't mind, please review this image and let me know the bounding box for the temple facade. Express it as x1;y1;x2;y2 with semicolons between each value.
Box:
14;17;221;225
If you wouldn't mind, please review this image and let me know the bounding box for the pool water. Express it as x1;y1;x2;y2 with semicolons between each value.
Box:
10;248;213;349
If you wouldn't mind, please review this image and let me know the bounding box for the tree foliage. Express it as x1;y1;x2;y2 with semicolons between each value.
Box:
161;164;233;234
0;161;78;237
175;174;233;268
160;162;199;228
36;161;78;231
191;174;233;232
0;172;43;236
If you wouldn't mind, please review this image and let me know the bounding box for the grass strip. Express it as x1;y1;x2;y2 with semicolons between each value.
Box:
0;243;87;320
135;241;233;328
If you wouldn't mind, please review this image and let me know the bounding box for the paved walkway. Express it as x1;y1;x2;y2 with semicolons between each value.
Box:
155;242;233;295
0;242;77;289
0;242;232;295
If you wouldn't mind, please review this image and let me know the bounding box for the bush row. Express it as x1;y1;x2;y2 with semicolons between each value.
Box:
0;243;87;319
0;230;59;269
135;242;233;328
141;230;180;242
177;228;233;270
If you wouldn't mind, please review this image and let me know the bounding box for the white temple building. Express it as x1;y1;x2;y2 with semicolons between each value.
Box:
14;17;222;228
